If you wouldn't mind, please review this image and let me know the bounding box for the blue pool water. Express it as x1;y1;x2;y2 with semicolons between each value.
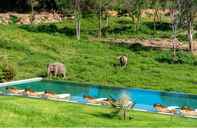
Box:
1;80;197;112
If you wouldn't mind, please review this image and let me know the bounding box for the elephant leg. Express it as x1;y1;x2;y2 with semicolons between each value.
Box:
48;70;51;79
55;67;58;77
63;72;66;79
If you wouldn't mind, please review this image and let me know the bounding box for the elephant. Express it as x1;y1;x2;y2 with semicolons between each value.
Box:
119;55;128;67
47;63;66;78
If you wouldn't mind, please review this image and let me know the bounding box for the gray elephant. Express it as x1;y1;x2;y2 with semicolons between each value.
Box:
118;55;128;67
47;63;66;78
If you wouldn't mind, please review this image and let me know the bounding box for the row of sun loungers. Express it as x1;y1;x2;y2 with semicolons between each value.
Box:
4;87;70;102
153;104;197;118
3;87;197;118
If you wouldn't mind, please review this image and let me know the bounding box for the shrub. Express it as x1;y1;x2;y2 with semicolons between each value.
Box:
177;34;187;41
101;26;111;37
194;32;197;39
155;50;197;65
37;70;48;78
0;68;3;82
0;63;16;82
20;24;58;34
10;15;18;24
37;24;58;33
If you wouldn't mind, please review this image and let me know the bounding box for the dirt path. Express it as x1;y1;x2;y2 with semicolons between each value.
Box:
98;38;197;51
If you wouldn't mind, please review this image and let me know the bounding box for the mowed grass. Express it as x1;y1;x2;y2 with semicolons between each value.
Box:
0;96;196;128
0;23;197;94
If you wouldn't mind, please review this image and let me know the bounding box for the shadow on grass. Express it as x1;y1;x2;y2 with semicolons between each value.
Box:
19;24;75;36
90;112;115;119
108;25;133;34
109;42;161;52
144;22;172;31
128;43;160;52
90;111;134;120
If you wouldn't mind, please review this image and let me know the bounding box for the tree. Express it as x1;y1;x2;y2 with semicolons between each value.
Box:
28;0;40;23
123;0;146;31
54;0;81;40
177;0;197;53
74;0;81;40
149;0;163;34
169;0;179;62
95;0;112;38
54;0;73;15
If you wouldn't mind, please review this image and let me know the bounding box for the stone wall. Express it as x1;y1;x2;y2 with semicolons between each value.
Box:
0;12;63;25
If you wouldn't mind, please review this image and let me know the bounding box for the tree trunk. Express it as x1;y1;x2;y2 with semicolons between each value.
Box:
153;9;158;34
106;16;109;27
76;16;80;40
30;0;34;24
188;21;193;53
75;0;80;40
98;0;102;38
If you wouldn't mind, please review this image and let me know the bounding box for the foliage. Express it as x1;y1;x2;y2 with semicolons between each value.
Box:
122;0;146;31
10;15;18;24
0;67;3;82
0;62;16;82
155;50;197;65
54;0;74;15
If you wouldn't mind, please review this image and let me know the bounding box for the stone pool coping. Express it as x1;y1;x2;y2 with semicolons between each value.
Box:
0;77;43;88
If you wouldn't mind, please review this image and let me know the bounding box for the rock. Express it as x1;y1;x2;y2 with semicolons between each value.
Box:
17;16;31;25
105;10;118;17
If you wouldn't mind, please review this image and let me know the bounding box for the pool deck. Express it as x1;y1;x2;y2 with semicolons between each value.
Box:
0;77;43;88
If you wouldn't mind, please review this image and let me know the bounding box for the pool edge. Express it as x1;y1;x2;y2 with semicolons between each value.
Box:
0;77;43;88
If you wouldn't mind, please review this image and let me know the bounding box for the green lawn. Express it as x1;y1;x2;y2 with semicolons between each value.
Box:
0;96;196;128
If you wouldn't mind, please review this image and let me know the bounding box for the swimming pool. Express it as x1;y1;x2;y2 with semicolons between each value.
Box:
1;80;197;112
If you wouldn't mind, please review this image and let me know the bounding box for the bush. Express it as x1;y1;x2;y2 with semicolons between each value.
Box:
37;24;58;33
20;24;58;34
10;15;18;24
0;63;16;82
155;51;197;65
0;68;3;82
37;70;48;78
177;34;187;41
194;32;197;39
101;26;111;37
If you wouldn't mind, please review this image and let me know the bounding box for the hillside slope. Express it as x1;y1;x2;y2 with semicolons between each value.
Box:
0;24;197;94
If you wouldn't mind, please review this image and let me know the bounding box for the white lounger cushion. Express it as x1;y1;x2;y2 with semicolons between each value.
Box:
95;98;107;101
167;106;179;110
55;94;70;99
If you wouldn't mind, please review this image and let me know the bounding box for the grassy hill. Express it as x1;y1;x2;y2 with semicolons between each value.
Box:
0;20;197;94
0;96;197;127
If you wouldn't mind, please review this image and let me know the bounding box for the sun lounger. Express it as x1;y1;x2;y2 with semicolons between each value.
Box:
5;89;25;96
167;106;180;110
95;98;107;101
0;91;3;95
47;94;71;101
26;92;45;98
85;97;108;105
